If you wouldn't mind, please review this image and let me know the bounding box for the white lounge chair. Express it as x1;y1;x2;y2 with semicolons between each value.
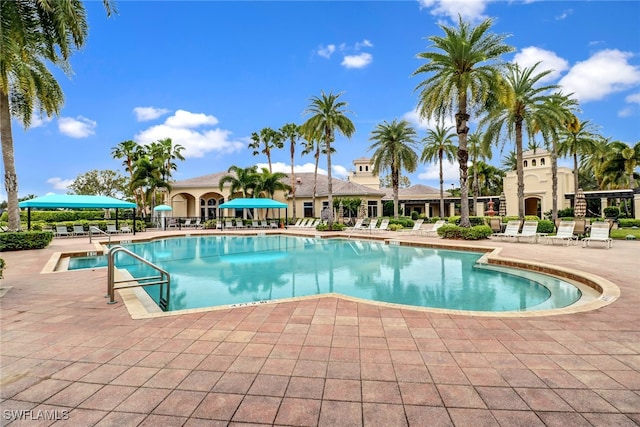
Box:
251;220;260;228
55;225;72;237
546;221;577;246
365;219;378;233
401;218;424;234
260;220;269;228
224;219;235;229
422;220;446;237
120;225;132;234
582;222;612;249
106;224;120;234
292;218;304;227
491;220;521;241
516;220;539;243
374;219;389;233
347;218;366;236
235;220;246;229
73;225;88;236
183;219;192;227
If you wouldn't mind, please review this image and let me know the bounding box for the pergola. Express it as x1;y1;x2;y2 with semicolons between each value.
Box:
19;195;137;233
218;198;288;228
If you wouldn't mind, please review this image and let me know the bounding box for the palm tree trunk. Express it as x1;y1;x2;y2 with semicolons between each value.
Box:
455;108;470;227
573;153;579;194
515;120;525;220
439;151;444;218
0;91;20;230
313;144;319;218
326;132;334;227
290;141;296;221
392;168;399;220
472;154;479;216
551;138;559;222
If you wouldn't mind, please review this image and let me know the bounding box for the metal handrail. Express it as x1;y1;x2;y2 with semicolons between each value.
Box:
89;226;111;246
106;245;171;310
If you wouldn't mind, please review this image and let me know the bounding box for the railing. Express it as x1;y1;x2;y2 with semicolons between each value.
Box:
89;226;111;246
106;245;171;311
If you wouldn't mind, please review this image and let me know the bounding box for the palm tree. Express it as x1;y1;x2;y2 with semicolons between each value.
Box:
413;16;513;227
280;123;300;220
150;138;185;183
219;165;259;199
112;140;145;211
475;161;505;196
300;135;322;218
421;124;456;218
600;141;640;189
558;119;600;194
468;132;493;215
482;63;559;220
131;155;169;216
301;91;355;226
501;150;518;172
368;119;419;219
254;168;291;219
0;0;115;230
249;127;283;173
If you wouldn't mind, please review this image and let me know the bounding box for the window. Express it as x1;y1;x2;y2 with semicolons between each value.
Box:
303;202;313;218
207;199;216;206
365;165;369;171
359;166;363;172
367;201;378;218
541;158;546;166
524;160;528;167
532;159;537;167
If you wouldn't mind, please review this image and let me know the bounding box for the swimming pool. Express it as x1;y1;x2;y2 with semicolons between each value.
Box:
69;235;582;312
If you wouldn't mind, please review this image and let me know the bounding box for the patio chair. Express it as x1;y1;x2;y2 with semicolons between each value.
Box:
106;224;120;234
488;217;503;234
270;220;279;229
183;219;192;227
573;218;588;238
260;220;269;228
120;225;132;234
193;218;202;228
251;220;260;228
546;221;578;246
224;219;235;229
364;219;378;233
374;219;390;233
347;218;366;236
167;219;179;229
292;218;304;227
491;220;521;241
235;220;246;229
55;225;72;237
421;220;446;237
515;220;539;243
401;218;424;234
582;222;612;249
73;225;88;236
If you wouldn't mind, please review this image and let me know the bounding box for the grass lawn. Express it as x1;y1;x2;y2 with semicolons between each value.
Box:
611;228;640;240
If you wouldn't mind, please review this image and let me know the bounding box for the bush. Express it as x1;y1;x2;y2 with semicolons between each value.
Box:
437;224;492;240
618;218;640;228
316;223;346;231
389;217;413;228
0;257;5;279
603;206;620;218
537;220;554;234
448;216;486;226
0;231;54;252
203;219;217;229
411;211;419;220
388;223;404;231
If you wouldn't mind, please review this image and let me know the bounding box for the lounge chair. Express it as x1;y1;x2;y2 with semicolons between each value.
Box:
374;219;389;233
193;218;201;228
292;218;304;227
401;218;424;234
167;219;179;229
546;221;578;246
224;219;235;229
251;220;260;228
120;225;132;234
55;225;72;237
270;221;279;229
235;220;246;229
582;222;612;249
260;220;269;228
73;225;88;236
491;220;521;241
307;219;320;228
183;219;192;227
347;218;366;236
422;220;446;237
364;219;378;233
106;224;120;234
516;220;540;243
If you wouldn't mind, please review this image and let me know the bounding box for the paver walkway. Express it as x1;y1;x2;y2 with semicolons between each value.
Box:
1;230;639;426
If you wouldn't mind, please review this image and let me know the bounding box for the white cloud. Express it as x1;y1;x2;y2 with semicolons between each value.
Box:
355;39;373;50
626;92;640;104
512;47;570;82
555;9;573;20
402;109;456;131
135;109;242;158
558;49;640;102
133;106;170;121
317;44;336;59
47;177;74;190
418;0;489;22
332;165;348;179
28;113;53;129
618;106;635;118
418;161;460;183
58;116;96;138
341;53;373;69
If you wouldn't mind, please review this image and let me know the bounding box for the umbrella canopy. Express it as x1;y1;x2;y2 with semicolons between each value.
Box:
218;198;287;209
499;193;507;216
574;188;587;217
19;194;136;209
154;204;173;211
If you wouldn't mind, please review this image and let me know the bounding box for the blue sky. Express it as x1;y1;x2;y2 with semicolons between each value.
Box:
8;0;640;199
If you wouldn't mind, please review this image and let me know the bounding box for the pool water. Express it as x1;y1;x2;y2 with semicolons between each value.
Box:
69;235;581;312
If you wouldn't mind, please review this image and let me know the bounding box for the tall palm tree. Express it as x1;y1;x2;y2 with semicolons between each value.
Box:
254;168;291;219
249;127;282;173
501;150;518;172
475;161;505;196
0;0;115;230
280;123;300;220
300;135;322;217
468;132;493;215
421;124;456;218
111;139;145;211
600;141;640;189
413;16;513;227
150;138;185;183
368;119;419;219
131;155;169;216
558;119;600;194
482;63;559;220
301;91;355;226
219;165;259;199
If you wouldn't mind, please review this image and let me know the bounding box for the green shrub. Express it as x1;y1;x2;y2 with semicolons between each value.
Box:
447;216;486;226
437;224;492;240
618;218;640;228
389;218;413;228
388;223;404;231
411;211;419;220
203;219;217;229
0;257;5;279
0;231;54;251
537;220;554;234
604;206;620;218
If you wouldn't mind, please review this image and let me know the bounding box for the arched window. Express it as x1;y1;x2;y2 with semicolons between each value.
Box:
541;158;546;166
365;165;369;171
208;199;216;206
532;159;537;167
359;165;363;172
200;198;205;206
524;160;528;167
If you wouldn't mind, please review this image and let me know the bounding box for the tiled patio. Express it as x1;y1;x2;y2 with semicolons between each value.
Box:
1;229;639;426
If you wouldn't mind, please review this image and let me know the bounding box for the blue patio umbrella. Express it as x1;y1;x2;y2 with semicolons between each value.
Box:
154;205;173;230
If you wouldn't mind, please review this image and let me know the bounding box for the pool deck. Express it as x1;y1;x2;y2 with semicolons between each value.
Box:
1;229;639;426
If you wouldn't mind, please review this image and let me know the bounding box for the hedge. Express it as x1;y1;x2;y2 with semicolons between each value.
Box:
618;219;640;228
0;231;54;252
437;224;492;240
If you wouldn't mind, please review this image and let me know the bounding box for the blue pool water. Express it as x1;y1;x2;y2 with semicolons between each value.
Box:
69;235;581;312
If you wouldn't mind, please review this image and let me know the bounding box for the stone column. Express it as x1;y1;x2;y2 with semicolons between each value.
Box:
634;193;640;220
477;202;485;217
600;197;608;217
449;202;456;217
